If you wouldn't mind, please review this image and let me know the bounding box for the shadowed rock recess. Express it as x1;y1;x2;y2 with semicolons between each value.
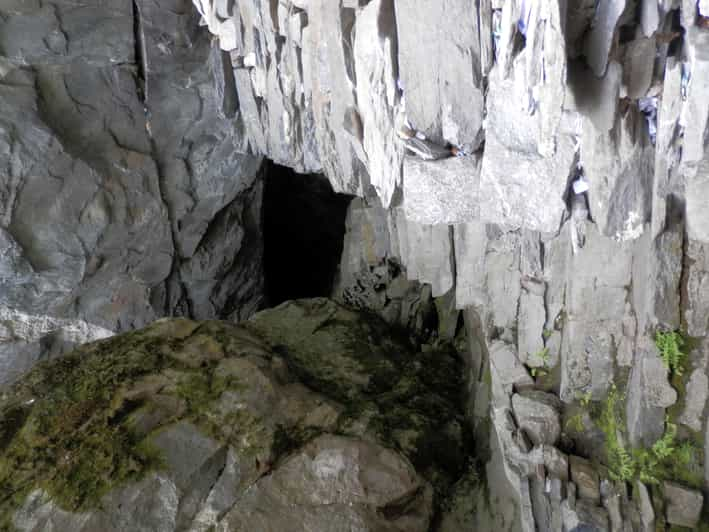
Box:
1;0;709;530
263;162;353;305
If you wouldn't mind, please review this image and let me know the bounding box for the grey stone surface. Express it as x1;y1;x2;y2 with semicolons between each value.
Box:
222;435;432;532
394;212;454;298
489;341;534;406
580;87;655;240
394;0;484;153
0;305;113;387
687;164;709;243
636;481;655;532
663;482;703;528
562;499;610;532
479;67;575;233
354;0;403;207
453;222;489;311
632;226;683;335
584;0;626;77
560;225;632;401
511;392;561;446
623;37;656;99
0;0;264;386
569;455;601;504
626;338;678;447
332;198;437;337
3;0;709;529
402;155;482;225
678;368;709;432
686;240;709;337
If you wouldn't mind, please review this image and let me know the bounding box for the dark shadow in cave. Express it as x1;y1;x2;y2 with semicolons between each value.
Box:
263;161;354;306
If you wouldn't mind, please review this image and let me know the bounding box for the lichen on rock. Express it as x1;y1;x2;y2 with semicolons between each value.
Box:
0;299;470;531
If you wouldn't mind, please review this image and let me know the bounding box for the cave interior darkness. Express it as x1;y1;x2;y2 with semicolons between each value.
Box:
263;161;354;306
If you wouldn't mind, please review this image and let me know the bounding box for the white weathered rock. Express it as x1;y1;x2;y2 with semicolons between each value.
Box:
517;281;547;366
579;70;654;241
623;37;656;99
584;0;626;77
0;306;113;387
632;226;683;335
394;212;453;298
687;162;709;243
394;0;484;152
402;155;482;225
479;66;575;233
354;0;403;207
561;498;610;531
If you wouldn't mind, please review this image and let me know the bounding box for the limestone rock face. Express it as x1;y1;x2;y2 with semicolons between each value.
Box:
2;0;709;530
0;0;265;387
0;299;468;531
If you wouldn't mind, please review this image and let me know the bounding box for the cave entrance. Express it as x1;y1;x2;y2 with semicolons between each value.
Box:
263;161;354;306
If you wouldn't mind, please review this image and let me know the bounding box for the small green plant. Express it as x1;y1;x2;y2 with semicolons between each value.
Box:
655;331;686;376
565;413;585;433
535;347;551;366
530;367;547;378
633;418;678;484
528;347;551;378
542;329;553;340
577;390;593;408
597;385;635;482
598;398;696;486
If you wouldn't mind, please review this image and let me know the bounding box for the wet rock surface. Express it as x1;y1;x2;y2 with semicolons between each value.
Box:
0;299;470;531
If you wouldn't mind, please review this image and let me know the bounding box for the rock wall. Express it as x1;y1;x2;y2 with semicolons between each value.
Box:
195;0;709;529
0;0;708;529
0;0;265;386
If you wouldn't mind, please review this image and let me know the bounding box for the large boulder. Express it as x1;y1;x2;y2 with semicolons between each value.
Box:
0;299;468;531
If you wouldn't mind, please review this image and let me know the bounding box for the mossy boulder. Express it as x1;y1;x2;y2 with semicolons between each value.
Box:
0;299;468;531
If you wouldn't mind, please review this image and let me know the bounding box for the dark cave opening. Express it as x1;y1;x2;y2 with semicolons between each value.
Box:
263;161;354;307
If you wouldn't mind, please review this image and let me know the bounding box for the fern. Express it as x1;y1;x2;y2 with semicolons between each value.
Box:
651;421;677;460
578;390;593;408
676;441;694;466
654;331;686;376
608;444;634;482
565;413;584;433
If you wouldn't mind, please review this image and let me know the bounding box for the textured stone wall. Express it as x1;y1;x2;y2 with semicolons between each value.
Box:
195;0;709;529
0;0;265;386
0;0;708;528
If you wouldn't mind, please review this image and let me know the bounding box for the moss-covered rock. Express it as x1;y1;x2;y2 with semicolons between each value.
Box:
0;299;470;531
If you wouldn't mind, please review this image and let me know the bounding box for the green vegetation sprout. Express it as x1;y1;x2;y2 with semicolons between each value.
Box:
655;331;687;376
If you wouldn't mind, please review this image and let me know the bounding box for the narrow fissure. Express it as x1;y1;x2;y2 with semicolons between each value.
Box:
132;0;148;103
